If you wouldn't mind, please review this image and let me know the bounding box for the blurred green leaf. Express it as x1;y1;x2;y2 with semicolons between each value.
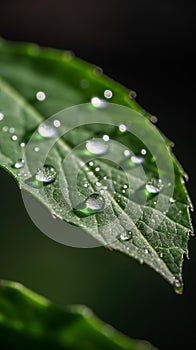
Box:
0;40;193;291
0;281;156;350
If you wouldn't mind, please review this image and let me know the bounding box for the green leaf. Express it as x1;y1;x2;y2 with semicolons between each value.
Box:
0;40;193;292
0;280;156;350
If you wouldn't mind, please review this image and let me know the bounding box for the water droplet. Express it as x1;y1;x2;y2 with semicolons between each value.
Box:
146;178;164;194
131;155;144;165
34;146;40;152
83;183;89;188
145;249;149;254
141;148;147;155
36;91;46;101
103;134;110;142
2;125;8;132
53;119;61;128
35;165;56;183
9;127;15;134
173;278;183;294
104;90;113;99
118;124;127;133
123;184;129;189
118;231;132;242
88;161;94;167
96;181;102;187
129;90;137;99
20;142;26;148
160;252;163;258
183;172;189;182
169;197;176;204
95;167;100;172
0;112;4;121
11;135;18;141
73;193;105;217
150;115;158;123
124;149;130;157
91;97;107;109
12;159;25;169
86;139;109;155
94;66;103;75
38;123;57;139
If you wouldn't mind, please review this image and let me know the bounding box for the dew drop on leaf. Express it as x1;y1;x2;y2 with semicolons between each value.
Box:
0;112;4;121
11;135;18;141
73;193;105;217
146;178;164;194
86;139;109;155
12;158;25;169
35;165;57;183
118;231;132;242
38;123;58;139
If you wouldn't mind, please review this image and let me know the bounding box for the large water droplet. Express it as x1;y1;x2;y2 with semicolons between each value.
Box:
118;231;132;242
86;139;109;155
73;193;105;217
35;165;57;183
91;97;107;109
12;159;25;169
146;178;163;194
38;123;58;139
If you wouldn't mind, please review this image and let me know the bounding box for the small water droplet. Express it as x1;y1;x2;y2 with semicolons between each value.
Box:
9;127;15;134
91;97;107;109
34;146;40;152
118;124;127;133
20;142;26;148
103;134;110;142
88;161;94;167
124;149;130;157
38;123;57;139
160;252;163;258
129;90;137;99
104;89;113;99
173;278;183;294
83;183;89;188
12;159;25;169
2;125;8;132
95;167;100;172
169;197;176;204
35;165;57;183
183;172;189;182
150;115;158;123
141;148;147;155
145;249;149;254
118;231;132;242
73;193;105;217
146;178;164;194
86;139;109;155
53;119;61;128
0;112;4;121
123;184;129;189
36;91;46;101
96;181;102;187
11;135;18;141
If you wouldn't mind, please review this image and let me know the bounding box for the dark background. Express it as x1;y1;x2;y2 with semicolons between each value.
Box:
0;1;196;349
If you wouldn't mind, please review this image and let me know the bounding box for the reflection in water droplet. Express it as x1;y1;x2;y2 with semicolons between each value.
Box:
35;165;57;183
36;91;46;101
118;231;132;242
11;135;18;141
12;159;25;169
104;90;113;99
0;112;4;121
73;193;105;217
118;124;127;133
146;178;163;194
38;123;58;139
91;97;107;109
86;139;109;155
